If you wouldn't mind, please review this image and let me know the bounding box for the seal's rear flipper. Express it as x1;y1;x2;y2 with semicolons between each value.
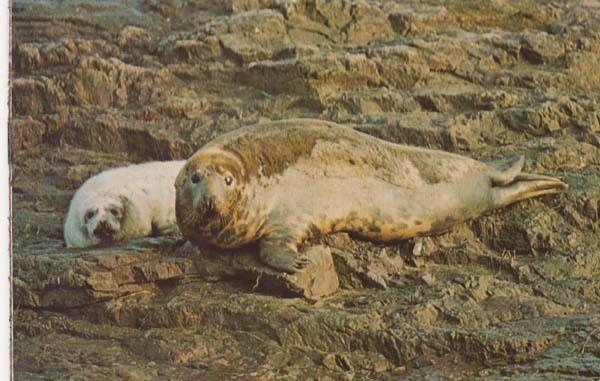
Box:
490;156;524;186
488;155;567;207
491;172;568;208
514;172;566;182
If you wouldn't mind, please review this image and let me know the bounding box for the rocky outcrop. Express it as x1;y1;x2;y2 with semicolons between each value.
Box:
11;0;600;379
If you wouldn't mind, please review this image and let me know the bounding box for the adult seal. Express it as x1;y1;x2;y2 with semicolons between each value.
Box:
175;119;567;273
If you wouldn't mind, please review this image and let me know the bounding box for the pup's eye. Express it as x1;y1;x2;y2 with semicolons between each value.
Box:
110;208;120;217
190;173;201;184
85;211;95;221
224;176;234;186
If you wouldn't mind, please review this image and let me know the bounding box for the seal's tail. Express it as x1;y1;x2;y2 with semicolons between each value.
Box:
489;156;568;208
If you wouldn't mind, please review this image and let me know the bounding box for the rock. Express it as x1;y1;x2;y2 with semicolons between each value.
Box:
13;239;339;310
13;244;193;309
324;233;405;289
286;245;340;300
520;32;565;64
388;5;455;36
226;0;280;13
11;0;600;379
566;51;600;92
201;244;340;300
341;2;395;46
284;0;395;45
500;100;577;136
118;26;155;52
12;77;66;115
322;353;353;371
218;10;291;63
243;52;382;106
66;56;178;108
421;273;436;286
10;117;47;151
15;39;117;73
160;37;222;64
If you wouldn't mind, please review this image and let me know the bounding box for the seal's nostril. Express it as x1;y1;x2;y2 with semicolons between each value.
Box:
94;221;115;240
191;173;201;184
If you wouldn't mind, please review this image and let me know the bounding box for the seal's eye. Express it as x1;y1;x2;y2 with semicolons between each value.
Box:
110;208;120;217
224;176;234;186
85;211;95;221
190;173;201;184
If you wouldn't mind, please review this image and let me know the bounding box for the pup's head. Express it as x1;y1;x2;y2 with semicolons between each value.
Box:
80;196;126;244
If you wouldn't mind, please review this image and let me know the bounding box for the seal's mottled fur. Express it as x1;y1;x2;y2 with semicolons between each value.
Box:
176;119;567;273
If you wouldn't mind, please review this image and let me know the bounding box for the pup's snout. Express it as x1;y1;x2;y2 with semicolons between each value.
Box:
94;220;116;240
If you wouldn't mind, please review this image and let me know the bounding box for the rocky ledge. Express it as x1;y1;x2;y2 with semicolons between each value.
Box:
11;0;600;379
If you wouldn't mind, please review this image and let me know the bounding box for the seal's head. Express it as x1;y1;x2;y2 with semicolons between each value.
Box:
175;149;246;246
80;196;125;244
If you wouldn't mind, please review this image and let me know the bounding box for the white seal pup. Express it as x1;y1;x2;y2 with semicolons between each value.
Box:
64;160;185;247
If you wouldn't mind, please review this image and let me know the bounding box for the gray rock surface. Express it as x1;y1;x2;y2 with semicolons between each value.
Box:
11;0;600;379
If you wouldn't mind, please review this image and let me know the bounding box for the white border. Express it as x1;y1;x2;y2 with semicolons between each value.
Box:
0;0;11;380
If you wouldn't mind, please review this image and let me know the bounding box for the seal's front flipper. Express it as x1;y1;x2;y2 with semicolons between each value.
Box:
490;156;524;186
259;239;310;274
152;220;179;236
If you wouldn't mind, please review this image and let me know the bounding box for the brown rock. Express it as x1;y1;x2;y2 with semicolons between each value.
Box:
160;37;222;63
10;117;47;151
16;39;116;73
227;244;340;300
118;26;154;51
388;4;455;36
13;77;66;115
520;32;565;64
11;0;600;379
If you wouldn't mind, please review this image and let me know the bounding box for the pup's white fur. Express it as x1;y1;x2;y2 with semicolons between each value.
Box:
64;160;185;247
